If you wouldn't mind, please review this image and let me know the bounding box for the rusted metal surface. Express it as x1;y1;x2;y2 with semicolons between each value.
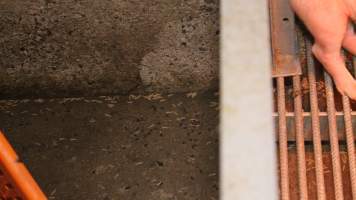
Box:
324;71;344;200
269;0;301;77
292;75;308;199
288;151;354;200
341;95;356;199
348;57;356;199
305;38;327;200
273;36;356;199
277;77;290;200
273;111;356;142
271;1;356;198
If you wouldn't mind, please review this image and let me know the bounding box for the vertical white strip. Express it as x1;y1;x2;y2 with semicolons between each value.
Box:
221;0;278;200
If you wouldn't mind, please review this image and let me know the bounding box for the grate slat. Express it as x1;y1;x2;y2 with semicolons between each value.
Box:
277;77;290;200
341;94;356;199
345;57;356;199
324;71;344;200
306;38;327;200
293;74;308;200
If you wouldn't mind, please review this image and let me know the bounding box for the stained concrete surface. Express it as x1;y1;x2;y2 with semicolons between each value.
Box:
0;91;219;200
0;0;219;98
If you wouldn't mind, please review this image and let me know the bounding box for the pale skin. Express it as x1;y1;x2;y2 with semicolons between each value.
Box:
291;0;356;99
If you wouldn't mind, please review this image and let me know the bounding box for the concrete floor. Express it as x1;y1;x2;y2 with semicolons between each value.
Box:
0;91;219;200
0;0;219;97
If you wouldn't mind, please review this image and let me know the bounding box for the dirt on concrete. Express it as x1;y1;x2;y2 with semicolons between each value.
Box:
0;91;219;200
0;0;219;98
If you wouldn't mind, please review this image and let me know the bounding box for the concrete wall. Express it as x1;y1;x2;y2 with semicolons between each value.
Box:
0;0;219;98
221;0;277;199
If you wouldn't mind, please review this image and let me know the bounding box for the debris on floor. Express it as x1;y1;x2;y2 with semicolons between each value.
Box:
0;91;219;200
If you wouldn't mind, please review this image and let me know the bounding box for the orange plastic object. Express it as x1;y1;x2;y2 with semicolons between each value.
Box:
0;131;47;200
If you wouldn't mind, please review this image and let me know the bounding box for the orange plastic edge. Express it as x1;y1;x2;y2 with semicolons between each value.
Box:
0;131;47;200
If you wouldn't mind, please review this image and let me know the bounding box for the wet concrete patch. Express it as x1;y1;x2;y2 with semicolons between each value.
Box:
0;0;219;98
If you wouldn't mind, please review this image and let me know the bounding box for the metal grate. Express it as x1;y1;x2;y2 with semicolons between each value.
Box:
273;26;356;199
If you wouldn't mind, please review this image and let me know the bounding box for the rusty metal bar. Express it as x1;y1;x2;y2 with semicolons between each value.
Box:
277;76;290;200
323;71;344;200
293;75;308;200
306;39;326;200
269;0;301;77
273;111;356;142
342;95;356;199
346;56;356;199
